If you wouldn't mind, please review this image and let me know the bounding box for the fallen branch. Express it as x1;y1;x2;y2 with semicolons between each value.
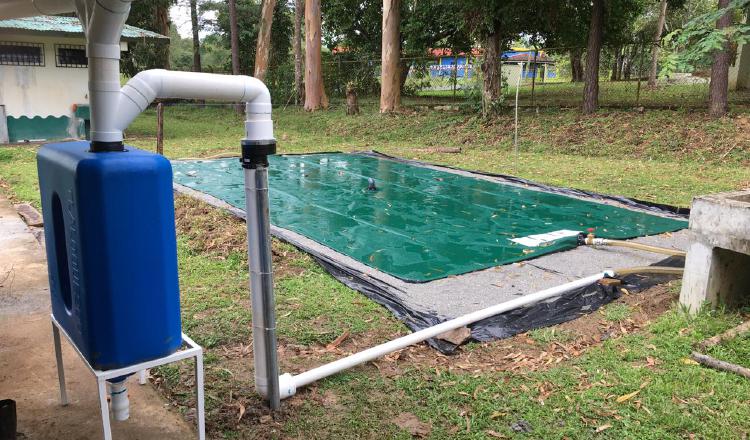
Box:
697;320;750;350
690;351;750;379
325;330;350;351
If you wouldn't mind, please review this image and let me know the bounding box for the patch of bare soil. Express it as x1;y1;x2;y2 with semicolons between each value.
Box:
174;195;306;279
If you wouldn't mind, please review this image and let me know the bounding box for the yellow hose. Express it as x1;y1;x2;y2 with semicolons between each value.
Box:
583;234;686;257
604;240;687;257
613;266;684;276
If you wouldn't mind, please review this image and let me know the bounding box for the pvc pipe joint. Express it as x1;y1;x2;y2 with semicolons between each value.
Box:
108;379;129;421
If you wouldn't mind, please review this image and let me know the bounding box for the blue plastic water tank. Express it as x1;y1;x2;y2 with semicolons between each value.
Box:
37;141;182;370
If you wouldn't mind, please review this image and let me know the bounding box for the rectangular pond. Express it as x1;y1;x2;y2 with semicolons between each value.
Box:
172;153;687;282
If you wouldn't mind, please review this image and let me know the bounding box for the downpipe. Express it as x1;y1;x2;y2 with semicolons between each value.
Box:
241;136;280;410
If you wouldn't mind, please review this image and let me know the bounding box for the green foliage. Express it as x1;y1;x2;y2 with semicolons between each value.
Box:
662;0;750;75
121;0;173;77
202;0;293;73
168;26;232;73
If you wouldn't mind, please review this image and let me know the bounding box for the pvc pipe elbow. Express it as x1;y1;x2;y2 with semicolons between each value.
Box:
278;373;296;400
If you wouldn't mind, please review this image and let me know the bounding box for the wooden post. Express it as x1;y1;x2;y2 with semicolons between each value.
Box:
156;102;164;155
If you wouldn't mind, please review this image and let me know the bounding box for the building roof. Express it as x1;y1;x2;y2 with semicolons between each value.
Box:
429;48;554;64
501;51;554;64
0;16;168;40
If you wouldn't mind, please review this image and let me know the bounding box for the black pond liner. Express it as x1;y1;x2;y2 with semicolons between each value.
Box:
177;151;689;354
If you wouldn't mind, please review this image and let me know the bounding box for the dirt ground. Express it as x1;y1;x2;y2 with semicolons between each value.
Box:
0;194;197;440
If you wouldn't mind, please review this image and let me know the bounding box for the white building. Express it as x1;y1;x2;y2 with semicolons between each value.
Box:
0;16;166;143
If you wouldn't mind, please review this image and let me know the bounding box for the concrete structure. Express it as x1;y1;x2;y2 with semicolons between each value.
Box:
0;16;166;143
680;190;750;313
729;42;750;90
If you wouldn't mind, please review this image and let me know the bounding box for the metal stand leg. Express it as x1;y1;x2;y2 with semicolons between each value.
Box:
138;370;148;385
195;352;205;440
51;316;205;439
97;378;112;440
52;323;69;406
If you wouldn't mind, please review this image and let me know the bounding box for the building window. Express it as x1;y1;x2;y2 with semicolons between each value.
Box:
55;44;87;68
0;41;44;66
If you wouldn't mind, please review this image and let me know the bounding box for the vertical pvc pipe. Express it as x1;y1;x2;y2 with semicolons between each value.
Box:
243;164;281;410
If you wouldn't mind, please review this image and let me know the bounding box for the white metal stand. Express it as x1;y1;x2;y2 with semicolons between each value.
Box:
51;315;206;440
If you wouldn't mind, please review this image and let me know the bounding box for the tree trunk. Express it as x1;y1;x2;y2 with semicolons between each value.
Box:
709;0;732;117
228;0;242;113
380;0;401;113
623;44;637;80
304;0;327;111
254;0;277;81
156;4;170;69
190;0;201;73
570;49;583;82
582;0;604;114
481;30;501;117
294;0;304;104
648;0;668;87
229;0;240;75
346;82;360;115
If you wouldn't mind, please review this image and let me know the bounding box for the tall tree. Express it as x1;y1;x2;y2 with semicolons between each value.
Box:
254;0;278;81
647;0;669;86
709;0;732;116
481;26;502;117
304;0;328;110
156;4;171;69
570;50;584;82
381;0;401;112
190;0;202;72
294;0;304;104
582;0;605;113
121;0;173;76
228;0;240;75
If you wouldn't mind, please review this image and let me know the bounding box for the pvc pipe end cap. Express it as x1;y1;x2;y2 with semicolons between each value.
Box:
278;373;296;400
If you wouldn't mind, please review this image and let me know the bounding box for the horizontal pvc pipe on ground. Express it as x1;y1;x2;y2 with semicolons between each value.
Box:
278;270;614;399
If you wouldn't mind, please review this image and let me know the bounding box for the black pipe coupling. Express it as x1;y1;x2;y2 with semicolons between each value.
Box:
241;139;277;169
90;140;125;153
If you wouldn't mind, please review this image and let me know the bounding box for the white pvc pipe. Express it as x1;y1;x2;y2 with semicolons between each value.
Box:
84;0;134;144
116;70;273;141
278;270;614;399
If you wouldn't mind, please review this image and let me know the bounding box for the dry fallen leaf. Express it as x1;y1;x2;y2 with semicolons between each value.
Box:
486;430;508;438
393;412;431;438
237;403;246;422
595;424;612;433
490;411;508;419
436;327;472;345
616;390;640;403
682;358;700;365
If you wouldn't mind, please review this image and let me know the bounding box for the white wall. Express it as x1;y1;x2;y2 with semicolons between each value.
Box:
0;34;89;118
729;43;750;91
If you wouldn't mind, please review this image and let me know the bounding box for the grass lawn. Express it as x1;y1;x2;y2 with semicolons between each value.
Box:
1;83;749;439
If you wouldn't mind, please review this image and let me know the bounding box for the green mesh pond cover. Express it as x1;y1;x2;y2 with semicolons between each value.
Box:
172;153;686;282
